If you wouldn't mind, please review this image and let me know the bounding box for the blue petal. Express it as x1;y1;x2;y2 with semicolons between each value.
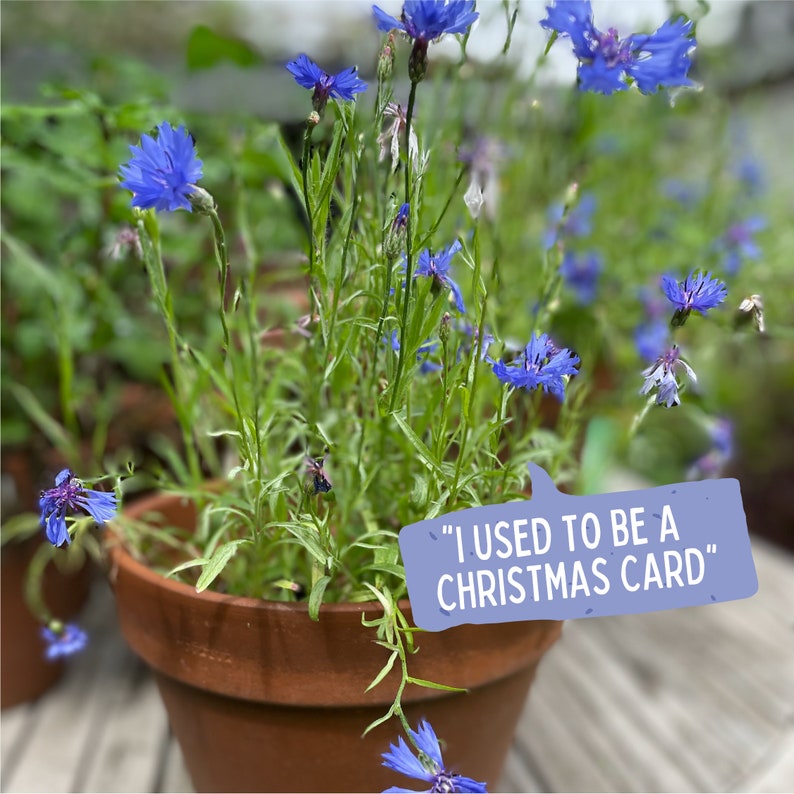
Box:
382;736;433;782
540;0;595;58
627;16;696;94
329;66;369;100
446;277;466;313
286;54;325;90
44;509;70;547
373;5;406;34
577;55;628;94
410;720;444;768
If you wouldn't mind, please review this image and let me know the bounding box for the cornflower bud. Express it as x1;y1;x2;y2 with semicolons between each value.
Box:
378;34;395;81
384;202;409;259
187;186;217;216
439;312;452;345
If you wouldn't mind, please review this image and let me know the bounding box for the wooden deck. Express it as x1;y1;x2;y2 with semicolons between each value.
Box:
2;535;792;794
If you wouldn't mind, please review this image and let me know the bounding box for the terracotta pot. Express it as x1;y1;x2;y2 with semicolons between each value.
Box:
1;535;93;708
106;492;562;793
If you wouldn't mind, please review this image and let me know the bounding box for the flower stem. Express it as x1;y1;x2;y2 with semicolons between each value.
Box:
389;79;419;413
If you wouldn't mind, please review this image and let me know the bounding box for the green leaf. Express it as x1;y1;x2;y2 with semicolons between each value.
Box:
365;649;398;692
186;25;262;71
406;676;467;694
393;413;444;479
308;574;331;621
195;539;250;592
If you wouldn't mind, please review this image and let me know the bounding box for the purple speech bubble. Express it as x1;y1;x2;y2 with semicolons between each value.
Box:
399;464;758;631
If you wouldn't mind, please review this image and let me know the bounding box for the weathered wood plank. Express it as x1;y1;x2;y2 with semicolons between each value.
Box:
157;735;194;794
737;728;794;793
78;660;170;793
0;704;33;790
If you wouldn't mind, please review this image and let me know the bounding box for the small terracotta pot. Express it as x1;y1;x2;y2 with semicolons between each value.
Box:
1;535;93;708
106;492;562;793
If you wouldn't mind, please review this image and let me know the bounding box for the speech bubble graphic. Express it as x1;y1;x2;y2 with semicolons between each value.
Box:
400;464;758;631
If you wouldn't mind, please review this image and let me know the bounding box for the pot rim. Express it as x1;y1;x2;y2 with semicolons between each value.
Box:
106;489;406;616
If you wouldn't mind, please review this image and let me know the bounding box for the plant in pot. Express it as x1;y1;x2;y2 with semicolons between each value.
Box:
25;0;747;791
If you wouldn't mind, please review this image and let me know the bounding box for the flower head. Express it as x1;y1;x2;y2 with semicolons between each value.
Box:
412;240;466;313
39;469;117;548
491;333;580;401
662;271;727;326
373;1;479;82
41;622;88;661
541;1;697;95
559;250;602;305
373;1;479;43
286;54;368;114
382;719;487;793
119;122;203;213
640;344;696;407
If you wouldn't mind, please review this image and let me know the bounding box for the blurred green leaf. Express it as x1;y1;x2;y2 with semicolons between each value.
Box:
186;25;261;71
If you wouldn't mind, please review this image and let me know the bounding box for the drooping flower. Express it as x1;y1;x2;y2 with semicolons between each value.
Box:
39;469;117;548
379;102;420;172
387;330;442;374
373;1;479;82
640;344;697;408
410;240;466;313
381;719;487;793
559;250;602;305
286;54;368;114
119;122;204;213
718;216;765;275
540;1;697;95
491;333;580;401
41;622;88;661
661;271;727;326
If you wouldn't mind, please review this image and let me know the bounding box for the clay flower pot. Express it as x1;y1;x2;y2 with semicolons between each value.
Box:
1;535;93;708
106;492;562;793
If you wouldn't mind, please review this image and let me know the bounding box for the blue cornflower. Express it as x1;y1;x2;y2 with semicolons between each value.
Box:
286;54;368;114
662;271;727;326
39;469;117;548
543;192;595;249
491;333;580;401
541;1;696;95
382;719;487;793
374;1;479;42
373;1;479;81
119;122;203;213
387;330;442;374
719;216;765;275
411;240;466;313
41;622;88;661
640;344;696;408
559;250;602;305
